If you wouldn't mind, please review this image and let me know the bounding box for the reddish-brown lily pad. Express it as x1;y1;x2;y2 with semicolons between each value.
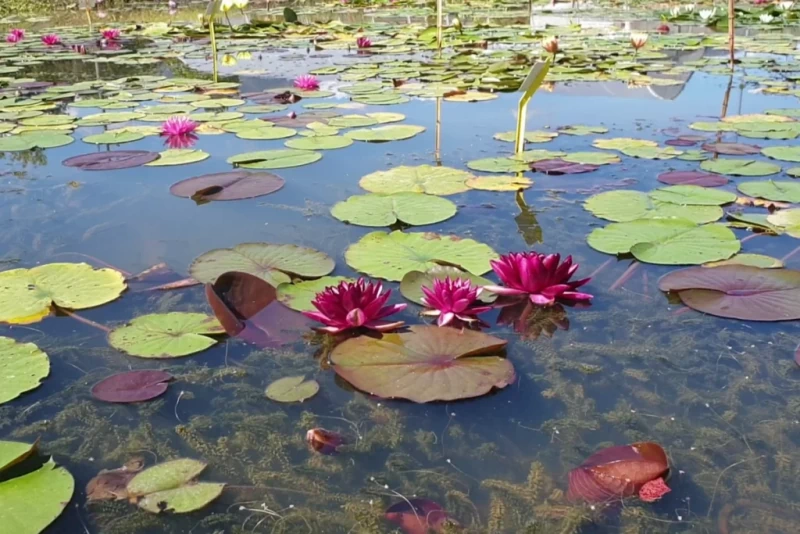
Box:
658;265;800;321
531;158;599;175
330;325;514;403
62;151;159;170
567;442;669;503
385;498;450;534
665;138;697;147
169;171;285;202
90;370;173;403
657;170;729;187
701;142;761;155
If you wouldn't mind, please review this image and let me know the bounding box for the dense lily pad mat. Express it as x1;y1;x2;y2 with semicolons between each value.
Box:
330;325;514;402
0;337;49;405
108;312;224;359
0;263;126;324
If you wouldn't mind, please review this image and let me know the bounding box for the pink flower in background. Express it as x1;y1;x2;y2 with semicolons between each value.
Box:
165;133;198;149
102;28;121;40
303;278;406;334
6;33;21;44
6;29;25;43
638;478;671;503
293;74;320;91
160;115;197;137
356;36;372;48
41;34;61;46
485;252;592;306
420;277;492;327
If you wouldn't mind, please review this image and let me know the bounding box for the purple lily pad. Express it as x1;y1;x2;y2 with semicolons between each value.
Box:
657;170;729;187
665;138;697;147
385;498;450;534
63;151;159;170
169;171;285;202
531;158;599;175
658;265;800;321
701;142;762;155
677;134;708;143
91;370;173;403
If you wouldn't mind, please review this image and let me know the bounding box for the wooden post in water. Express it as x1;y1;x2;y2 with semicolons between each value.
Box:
514;60;551;155
728;0;735;69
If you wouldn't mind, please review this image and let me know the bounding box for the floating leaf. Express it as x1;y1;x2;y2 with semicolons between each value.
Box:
704;254;783;269
265;376;319;403
531;159;599;175
558;125;609;136
658;265;800;321
86;458;144;502
328;115;379;128
767;208;800;238
701;142;761;155
235;126;296;140
145;149;210;166
190;243;334;286
367;112;405;124
306;428;344;455
657;170;728;187
0;456;74;534
465;175;532;191
331;193;456;227
359;165;471;195
510;149;567;162
619;146;683;160
276;276;354;312
593;137;657;151
587;220;740;265
285;135;353;150
761;145;800;162
345;124;425;142
466;157;530;173
561;151;620;165
91;370;173;403
82;130;144;145
649;185;737;206
108;313;224;359
169;171;284;201
493;130;557;143
62;150;159;170
126;458;224;514
330;325;514;402
568;442;668;503
700;158;781;177
227;149;321;169
444;91;497;102
0;337;49;405
738;180;800;202
584;191;723;224
400;266;495;305
0;263;126;324
345;231;497;281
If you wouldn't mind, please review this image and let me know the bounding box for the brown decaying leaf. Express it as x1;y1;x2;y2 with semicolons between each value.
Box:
306;428;344;455
86;457;145;502
385;498;451;534
735;197;790;210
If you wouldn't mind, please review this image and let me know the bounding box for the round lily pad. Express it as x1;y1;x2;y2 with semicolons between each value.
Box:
345;230;497;281
328;115;379;128
235;126;296;140
0;263;126;324
170;171;285;201
190;243;335;286
620;146;683;160
360;165;471;196
0;137;35;152
466;158;530;173
700;158;781;176
82;131;144;145
345;124;425;142
738;180;800;203
0;337;49;405
265;375;319;403
0;457;74;534
510;149;567;162
494;131;557;143
531;159;599;175
762;146;800;163
444;91;498;103
584;191;723;224
767;209;800;237
62;151;159;170
284;135;353;150
22;132;74;149
145;149;210;166
331;193;457;227
126;458;224;514
276;276;354;312
593;137;657;151
227;149;321;169
559;125;609;136
108;312;224;359
91;370;173;403
649;185;737;206
367;112;405;124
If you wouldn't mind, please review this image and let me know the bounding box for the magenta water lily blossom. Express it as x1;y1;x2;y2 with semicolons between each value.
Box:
421;277;492;327
293;74;320;91
161;116;198;137
41;34;61;46
356;36;372;48
102;28;121;40
485;252;592;306
303;278;406;334
6;29;24;43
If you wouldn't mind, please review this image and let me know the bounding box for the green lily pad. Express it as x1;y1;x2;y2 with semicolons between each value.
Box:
190;242;335;286
558;125;609;136
738;180;800;202
510;149;567;162
700;158;781;176
20;132;74;149
18;114;74;127
593;137;657;151
265;376;320;403
400;265;496;305
649;185;737;206
276;276;354;312
284;135;353;150
584;190;723;224
0;338;49;405
0;263;126;325
345;124;425;142
494;130;557;143
238;105;288;114
704;253;783;269
108;312;224;359
620;146;683;160
227;149;321;169
466;175;533;191
561;152;620;165
345;230;498;281
77;111;145;126
677;150;711;161
767;208;800;237
0;457;74;534
761;145;800;162
328;115;379;128
444;91;498;103
466;157;530;173
359;165;471;196
0;136;35;152
126;458;224;514
145;149;210;166
587;219;740;265
189;98;244;109
235;126;296;140
83;130;144;145
367;112;405;124
332;193;457;227
351;93;410;105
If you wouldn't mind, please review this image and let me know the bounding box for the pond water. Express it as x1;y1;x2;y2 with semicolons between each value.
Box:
1;15;800;534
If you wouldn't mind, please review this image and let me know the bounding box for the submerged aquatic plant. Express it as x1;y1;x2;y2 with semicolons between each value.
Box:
41;34;61;46
293;74;320;91
6;29;24;43
303;278;406;334
101;28;121;40
356;36;372;49
485;252;592;306
160;116;197;137
541;35;559;57
420;277;492;327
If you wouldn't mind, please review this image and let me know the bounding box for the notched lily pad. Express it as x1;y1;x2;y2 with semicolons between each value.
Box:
170;171;285;202
265;375;319;403
108;313;224;359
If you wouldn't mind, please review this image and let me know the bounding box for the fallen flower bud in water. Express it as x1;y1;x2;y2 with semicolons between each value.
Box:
638;477;671;502
306;428;344;454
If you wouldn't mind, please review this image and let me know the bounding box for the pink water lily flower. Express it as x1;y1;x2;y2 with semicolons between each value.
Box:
302;278;406;334
160;115;198;137
293;74;319;91
485;252;592;306
420;277;492;327
356;36;372;49
6;29;25;43
41;34;61;46
102;28;121;40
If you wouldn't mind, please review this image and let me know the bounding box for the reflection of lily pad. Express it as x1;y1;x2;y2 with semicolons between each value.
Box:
345;230;497;281
331;193;456;227
331;325;514;403
190;243;335;286
0;263;126;324
276;276;353;312
108;312;224;359
700;158;781;176
0;338;49;405
359;165;471;195
400;266;495;305
265;376;319;403
738;180;800;202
